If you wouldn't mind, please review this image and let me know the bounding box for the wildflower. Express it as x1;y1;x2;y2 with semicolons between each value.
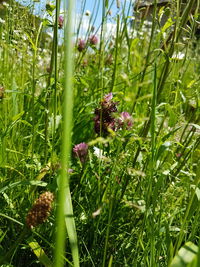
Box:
94;93;118;135
85;10;91;16
94;112;115;134
58;15;64;29
0;87;4;99
93;147;103;159
101;93;118;113
77;39;86;52
93;147;110;162
26;192;54;229
73;142;88;162
103;92;113;103
89;35;98;46
118;112;133;129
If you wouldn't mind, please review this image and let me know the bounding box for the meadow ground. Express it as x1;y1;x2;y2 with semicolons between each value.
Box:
0;0;200;266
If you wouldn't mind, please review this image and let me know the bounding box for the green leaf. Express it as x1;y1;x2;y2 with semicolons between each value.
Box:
0;212;23;226
161;17;174;33
161;127;181;143
12;111;25;121
190;124;200;131
0;180;47;194
166;104;178;127
156;141;172;159
45;3;56;16
195;187;200;201
25;32;37;51
80;77;89;88
43;18;51;27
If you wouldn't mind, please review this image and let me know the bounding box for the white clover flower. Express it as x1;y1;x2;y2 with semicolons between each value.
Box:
93;147;103;159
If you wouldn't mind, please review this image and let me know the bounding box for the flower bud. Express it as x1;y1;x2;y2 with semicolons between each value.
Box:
89;35;98;46
77;39;86;52
58;15;64;29
118;112;133;129
73;142;88;163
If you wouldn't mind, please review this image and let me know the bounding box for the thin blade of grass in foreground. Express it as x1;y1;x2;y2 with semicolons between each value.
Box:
54;0;79;266
28;236;53;267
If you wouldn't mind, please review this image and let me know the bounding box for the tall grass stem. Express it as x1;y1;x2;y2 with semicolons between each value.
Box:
54;0;79;266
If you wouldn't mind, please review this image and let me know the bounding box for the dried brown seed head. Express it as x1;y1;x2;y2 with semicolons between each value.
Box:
26;192;54;229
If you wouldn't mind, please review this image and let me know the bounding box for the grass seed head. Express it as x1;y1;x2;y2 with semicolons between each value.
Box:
26;191;54;229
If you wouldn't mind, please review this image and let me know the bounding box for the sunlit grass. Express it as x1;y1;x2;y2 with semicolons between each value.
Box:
0;0;200;266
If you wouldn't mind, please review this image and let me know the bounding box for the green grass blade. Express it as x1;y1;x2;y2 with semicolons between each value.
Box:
170;242;198;267
0;180;47;194
54;0;79;266
28;236;53;267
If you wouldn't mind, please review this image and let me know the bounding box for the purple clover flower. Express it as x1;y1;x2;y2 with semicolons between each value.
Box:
77;39;86;52
103;93;113;102
118;112;133;129
101;94;118;113
89;35;98;46
58;16;64;29
73;142;88;163
94;93;118;135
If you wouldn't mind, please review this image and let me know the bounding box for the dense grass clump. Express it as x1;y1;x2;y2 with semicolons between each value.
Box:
0;0;200;266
